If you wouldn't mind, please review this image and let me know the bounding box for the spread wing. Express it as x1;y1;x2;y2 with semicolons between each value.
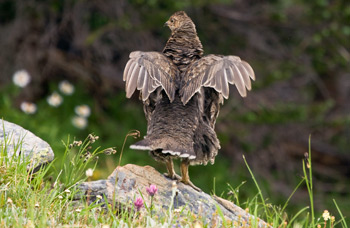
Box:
180;54;255;104
123;51;178;102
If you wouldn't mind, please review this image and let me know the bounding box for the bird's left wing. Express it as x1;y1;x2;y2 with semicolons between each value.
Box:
123;51;178;102
180;54;255;105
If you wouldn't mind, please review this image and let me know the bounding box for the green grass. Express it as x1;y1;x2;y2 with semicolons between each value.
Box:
0;130;347;227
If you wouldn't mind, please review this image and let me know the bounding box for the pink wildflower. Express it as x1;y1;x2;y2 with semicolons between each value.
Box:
134;197;144;211
146;184;158;197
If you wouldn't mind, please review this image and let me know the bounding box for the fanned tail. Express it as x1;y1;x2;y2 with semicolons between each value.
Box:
130;136;196;160
130;138;152;151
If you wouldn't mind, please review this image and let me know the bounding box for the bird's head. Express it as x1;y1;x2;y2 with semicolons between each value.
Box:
165;11;196;33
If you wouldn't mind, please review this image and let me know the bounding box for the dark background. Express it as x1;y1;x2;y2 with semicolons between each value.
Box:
1;0;349;218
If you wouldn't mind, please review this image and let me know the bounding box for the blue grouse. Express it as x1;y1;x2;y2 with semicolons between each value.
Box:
123;11;255;191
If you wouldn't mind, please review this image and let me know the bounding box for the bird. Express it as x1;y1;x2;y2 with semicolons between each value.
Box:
123;11;255;191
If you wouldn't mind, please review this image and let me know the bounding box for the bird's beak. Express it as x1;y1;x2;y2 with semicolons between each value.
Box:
164;21;168;27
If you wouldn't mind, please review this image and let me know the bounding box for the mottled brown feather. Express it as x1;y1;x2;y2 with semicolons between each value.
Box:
123;11;255;166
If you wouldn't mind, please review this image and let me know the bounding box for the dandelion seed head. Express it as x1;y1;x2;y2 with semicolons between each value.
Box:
13;70;31;87
59;80;74;95
20;102;37;114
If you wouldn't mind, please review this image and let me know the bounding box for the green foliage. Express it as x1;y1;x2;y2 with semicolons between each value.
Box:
1;131;346;227
1;0;349;225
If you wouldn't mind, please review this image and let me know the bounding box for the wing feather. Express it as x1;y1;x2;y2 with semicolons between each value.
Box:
125;62;138;98
222;69;229;99
232;64;246;97
226;67;235;84
242;61;256;80
142;72;150;101
238;64;252;90
126;63;140;98
123;51;178;102
137;66;145;90
123;60;133;81
180;55;255;104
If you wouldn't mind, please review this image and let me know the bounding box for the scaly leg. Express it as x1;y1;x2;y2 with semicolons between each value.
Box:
164;158;181;180
180;160;201;192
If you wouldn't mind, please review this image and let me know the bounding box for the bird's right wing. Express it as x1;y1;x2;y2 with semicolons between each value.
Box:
180;54;255;105
123;51;178;102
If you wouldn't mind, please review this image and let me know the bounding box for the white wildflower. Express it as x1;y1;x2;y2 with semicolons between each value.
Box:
58;195;63;199
20;102;37;114
75;208;82;212
59;80;74;95
85;168;93;177
172;181;177;190
72;116;87;129
193;222;202;228
64;189;71;193
75;104;91;118
26;220;35;228
47;92;63;107
13;69;31;87
322;210;330;221
7;198;13;204
96;195;102;200
34;203;39;208
174;208;181;213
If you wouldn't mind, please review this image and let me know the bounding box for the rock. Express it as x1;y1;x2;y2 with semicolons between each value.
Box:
76;164;270;227
0;119;54;172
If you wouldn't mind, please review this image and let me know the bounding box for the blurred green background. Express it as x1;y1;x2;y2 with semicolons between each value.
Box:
1;0;349;218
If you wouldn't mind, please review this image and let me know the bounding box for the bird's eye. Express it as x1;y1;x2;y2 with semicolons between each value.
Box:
170;19;174;23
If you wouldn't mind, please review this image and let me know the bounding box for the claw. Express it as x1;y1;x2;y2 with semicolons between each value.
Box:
164;172;181;180
180;178;202;192
165;158;181;180
180;160;202;192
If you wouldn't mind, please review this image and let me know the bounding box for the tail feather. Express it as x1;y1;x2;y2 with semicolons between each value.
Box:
130;138;151;150
130;136;196;160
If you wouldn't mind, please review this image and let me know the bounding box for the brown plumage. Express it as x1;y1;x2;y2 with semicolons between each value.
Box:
123;11;255;191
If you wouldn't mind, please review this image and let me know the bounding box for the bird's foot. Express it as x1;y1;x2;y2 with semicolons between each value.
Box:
164;173;181;181
180;178;202;192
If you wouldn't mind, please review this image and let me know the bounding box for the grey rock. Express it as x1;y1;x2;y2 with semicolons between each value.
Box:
76;164;270;227
0;119;54;172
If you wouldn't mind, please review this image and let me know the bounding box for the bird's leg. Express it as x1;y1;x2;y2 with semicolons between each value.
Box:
180;160;201;192
164;158;181;180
